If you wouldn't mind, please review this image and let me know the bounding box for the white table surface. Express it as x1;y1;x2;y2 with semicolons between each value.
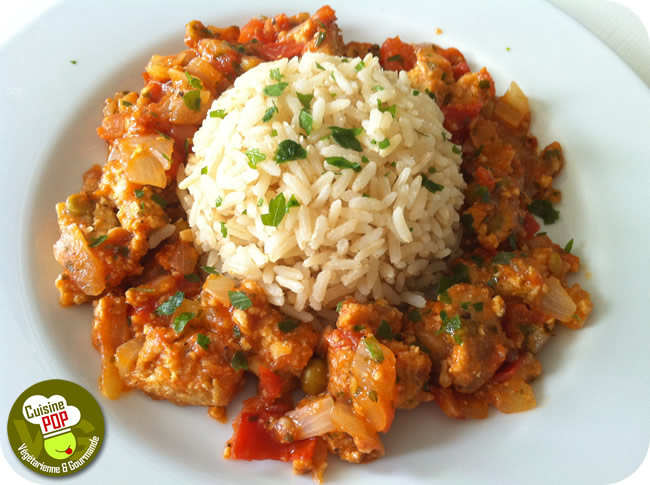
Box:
0;1;648;484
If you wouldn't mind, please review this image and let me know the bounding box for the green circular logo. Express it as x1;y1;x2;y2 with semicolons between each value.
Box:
6;379;105;477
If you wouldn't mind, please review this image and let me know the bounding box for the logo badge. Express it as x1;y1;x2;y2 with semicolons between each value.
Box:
7;379;105;477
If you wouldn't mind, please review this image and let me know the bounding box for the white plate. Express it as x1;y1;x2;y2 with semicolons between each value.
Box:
1;1;649;483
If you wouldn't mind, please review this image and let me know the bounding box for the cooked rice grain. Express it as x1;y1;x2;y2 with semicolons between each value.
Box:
179;53;465;316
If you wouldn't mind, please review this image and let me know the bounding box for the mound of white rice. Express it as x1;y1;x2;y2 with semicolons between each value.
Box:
179;52;465;320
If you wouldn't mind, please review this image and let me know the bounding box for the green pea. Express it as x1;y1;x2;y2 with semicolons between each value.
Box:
66;193;93;216
300;357;327;395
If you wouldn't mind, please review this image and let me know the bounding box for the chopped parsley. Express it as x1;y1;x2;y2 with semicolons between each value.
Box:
329;126;363;151
377;99;397;118
413;89;420;96
184;273;200;283
210;109;227;119
88;235;108;248
263;82;288;97
278;319;299;333
183;90;201;111
155;291;184;316
451;145;462;155
233;325;241;339
473;302;484;312
220;222;227;238
475;185;490;203
564;238;574;253
270;129;278;137
508;233;517;250
172;312;195;333
407;309;422;322
299;109;313;135
492;252;516;265
528;199;560;224
287;194;300;208
315;62;325;70
274;140;307;163
215;196;223;208
296;92;314;109
376;320;393;340
461;213;475;233
353;325;365;332
121;100;132;107
387;54;403;62
261;193;288;227
196;333;210;349
257;197;264;207
372;85;384;91
436;311;463;344
363;336;385;363
231;351;248;371
245;148;266;169
325;156;362;172
438;263;470;295
378;139;390;150
151;193;167;209
228;291;252;310
315;30;326;47
201;166;208;175
262;102;278;122
336;301;343;312
478;79;491;89
361;156;369;163
421;174;444;193
269;68;283;81
354;61;365;72
70;60;77;65
201;265;220;275
185;71;203;90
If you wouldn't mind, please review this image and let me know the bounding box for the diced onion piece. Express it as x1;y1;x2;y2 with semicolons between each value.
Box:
331;401;383;455
100;362;124;400
285;395;336;440
126;152;167;188
118;135;175;169
53;224;106;296
167;242;199;274
541;276;576;322
148;224;176;249
488;378;536;413
203;275;236;306
167;89;212;125
493;81;529;128
185;57;223;92
115;336;145;377
350;337;396;433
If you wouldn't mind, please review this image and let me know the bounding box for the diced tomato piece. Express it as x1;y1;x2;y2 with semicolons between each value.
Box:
324;328;362;352
258;366;285;401
523;212;541;238
452;61;471;80
257;42;305;61
474;166;496;190
379;37;416;71
442;103;483;125
437;46;470;80
239;18;276;44
229;411;318;462
314;5;337;24
441;103;482;144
